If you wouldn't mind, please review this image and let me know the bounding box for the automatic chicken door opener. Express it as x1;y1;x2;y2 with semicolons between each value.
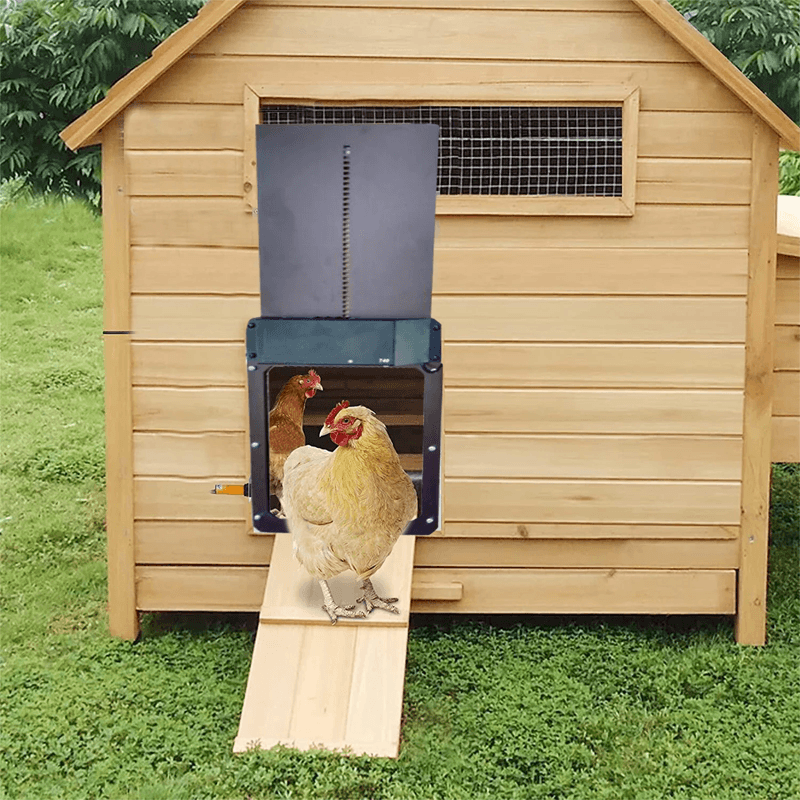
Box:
215;124;443;536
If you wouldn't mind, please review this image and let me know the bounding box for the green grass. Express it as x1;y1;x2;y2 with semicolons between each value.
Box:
1;197;799;800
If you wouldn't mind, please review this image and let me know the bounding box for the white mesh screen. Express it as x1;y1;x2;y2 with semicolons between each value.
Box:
261;105;623;197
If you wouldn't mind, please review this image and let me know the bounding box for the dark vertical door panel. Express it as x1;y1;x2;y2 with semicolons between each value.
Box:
347;125;439;319
256;124;439;319
257;126;344;317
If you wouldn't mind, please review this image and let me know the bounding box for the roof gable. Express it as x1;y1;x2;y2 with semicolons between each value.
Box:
60;0;249;150
61;0;799;151
631;0;798;149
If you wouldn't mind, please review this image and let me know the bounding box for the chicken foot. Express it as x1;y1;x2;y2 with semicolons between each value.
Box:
357;578;399;615
319;580;367;625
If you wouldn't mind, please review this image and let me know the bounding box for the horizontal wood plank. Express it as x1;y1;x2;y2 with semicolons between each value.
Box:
131;295;260;340
776;279;800;326
131;246;749;296
136;476;249;519
126;150;749;206
136;521;271;564
124;104;751;162
773;372;800;417
131;341;746;390
432;296;746;343
774;326;800;370
134;566;735;615
134;432;248;477
636;158;749;205
418;537;741;568
772;415;800;463
128;198;748;249
776;254;799;278
436;206;749;248
409;568;736;614
443;478;741;524
133;522;738;568
638;112;751;159
142;58;747;113
194;7;693;62
130;294;747;343
446;388;743;434
444;343;745;388
132;343;246;386
133;432;420;477
444;434;743;480
127;150;244;196
125;104;243;150
133;386;247;430
131;247;258;293
132;475;741;525
440;522;738;539
133;386;744;435
136;565;267;611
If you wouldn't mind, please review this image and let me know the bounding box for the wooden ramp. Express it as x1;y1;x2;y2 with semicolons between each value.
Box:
234;534;415;757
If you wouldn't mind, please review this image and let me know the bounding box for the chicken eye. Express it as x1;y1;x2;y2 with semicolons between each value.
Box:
341;417;351;424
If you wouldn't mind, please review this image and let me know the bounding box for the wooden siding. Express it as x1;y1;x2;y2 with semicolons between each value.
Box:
191;6;694;62
135;564;736;615
115;0;759;623
773;251;800;462
134;524;739;567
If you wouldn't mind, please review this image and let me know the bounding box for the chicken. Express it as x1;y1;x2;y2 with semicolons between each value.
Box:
268;369;323;506
281;400;418;623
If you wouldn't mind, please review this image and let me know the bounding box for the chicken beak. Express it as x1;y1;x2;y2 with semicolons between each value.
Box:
316;382;323;391
319;424;331;437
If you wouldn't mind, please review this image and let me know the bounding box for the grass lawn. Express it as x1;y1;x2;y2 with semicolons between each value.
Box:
1;197;799;800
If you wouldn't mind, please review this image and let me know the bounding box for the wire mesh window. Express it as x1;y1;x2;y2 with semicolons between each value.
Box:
261;105;623;197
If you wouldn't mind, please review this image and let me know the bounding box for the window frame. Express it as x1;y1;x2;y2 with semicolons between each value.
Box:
243;83;639;217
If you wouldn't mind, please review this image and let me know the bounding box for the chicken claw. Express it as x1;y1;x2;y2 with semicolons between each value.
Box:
357;578;399;615
319;580;367;625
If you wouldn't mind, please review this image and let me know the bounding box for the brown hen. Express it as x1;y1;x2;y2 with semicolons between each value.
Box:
268;369;322;506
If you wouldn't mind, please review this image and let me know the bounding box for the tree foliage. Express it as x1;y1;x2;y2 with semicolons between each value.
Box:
0;0;203;207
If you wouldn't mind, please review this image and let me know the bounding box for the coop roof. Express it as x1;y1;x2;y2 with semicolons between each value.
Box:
61;0;799;151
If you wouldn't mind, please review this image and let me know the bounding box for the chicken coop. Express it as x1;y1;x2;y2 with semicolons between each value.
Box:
62;0;800;676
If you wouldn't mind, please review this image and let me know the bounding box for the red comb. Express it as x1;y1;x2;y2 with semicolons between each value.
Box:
308;369;319;382
325;400;349;428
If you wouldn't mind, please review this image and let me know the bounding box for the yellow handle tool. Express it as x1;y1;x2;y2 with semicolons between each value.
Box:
211;484;250;496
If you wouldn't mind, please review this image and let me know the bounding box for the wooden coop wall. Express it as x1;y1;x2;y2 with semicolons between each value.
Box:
773;248;800;462
101;0;781;639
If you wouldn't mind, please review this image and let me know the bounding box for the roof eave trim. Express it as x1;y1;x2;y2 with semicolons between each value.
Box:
60;0;250;151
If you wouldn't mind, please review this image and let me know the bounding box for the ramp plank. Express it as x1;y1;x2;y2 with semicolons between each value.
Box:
234;535;415;757
261;533;414;626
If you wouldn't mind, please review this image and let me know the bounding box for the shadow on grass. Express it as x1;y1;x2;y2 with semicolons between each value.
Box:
139;611;259;640
409;611;734;641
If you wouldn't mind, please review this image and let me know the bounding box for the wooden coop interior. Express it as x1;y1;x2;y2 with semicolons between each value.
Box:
266;365;427;496
59;0;800;683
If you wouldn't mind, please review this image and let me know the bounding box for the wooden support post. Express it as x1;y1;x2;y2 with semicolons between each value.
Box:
103;115;139;640
736;117;779;646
